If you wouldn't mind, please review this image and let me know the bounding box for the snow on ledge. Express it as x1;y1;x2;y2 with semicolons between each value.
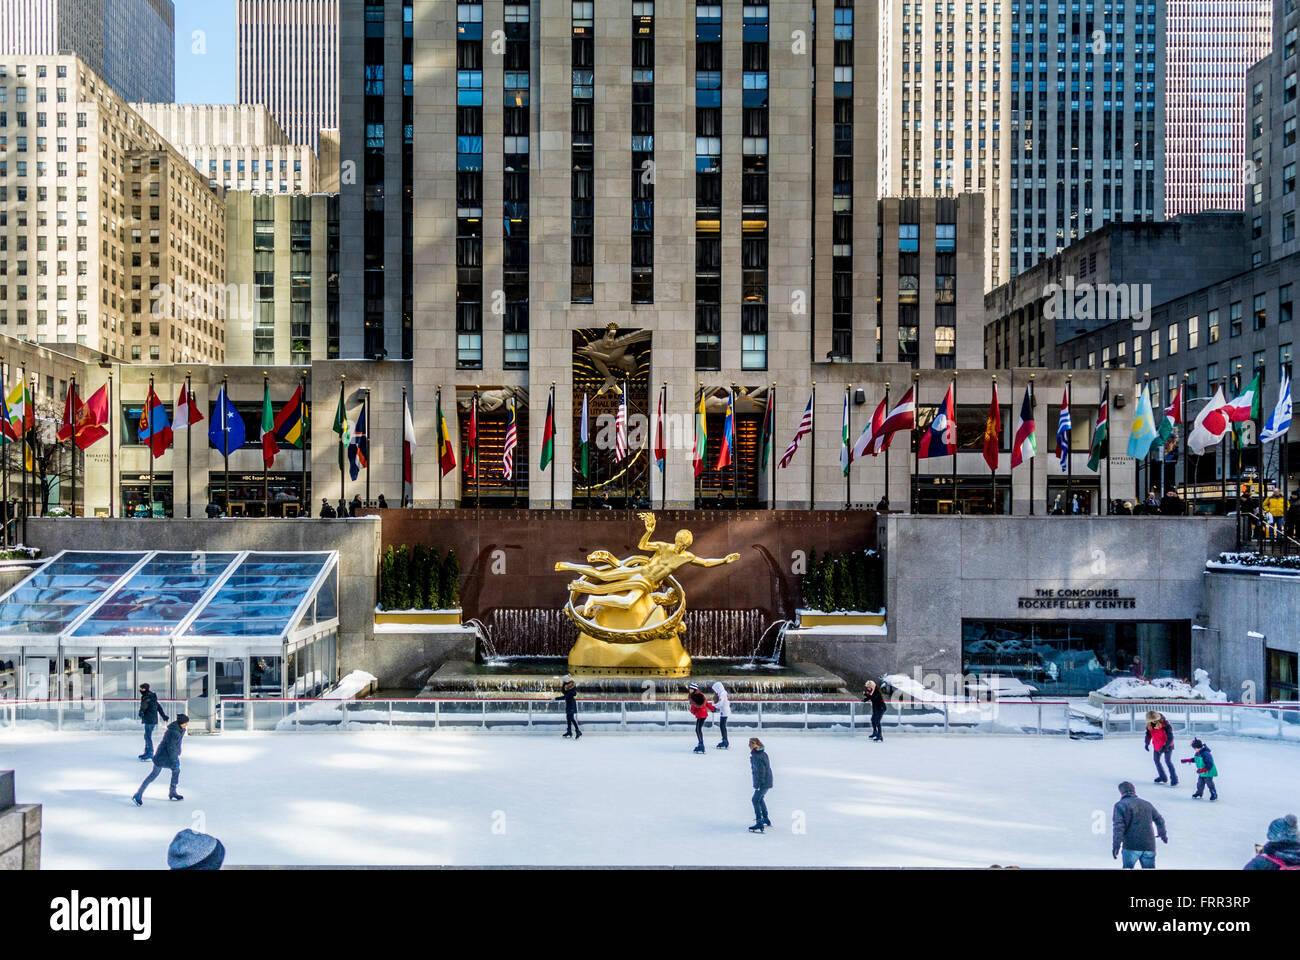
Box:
373;621;476;634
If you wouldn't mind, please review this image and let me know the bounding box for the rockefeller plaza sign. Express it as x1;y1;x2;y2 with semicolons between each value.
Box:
1016;587;1137;611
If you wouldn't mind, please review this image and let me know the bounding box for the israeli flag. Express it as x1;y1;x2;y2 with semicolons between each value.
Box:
1261;369;1292;443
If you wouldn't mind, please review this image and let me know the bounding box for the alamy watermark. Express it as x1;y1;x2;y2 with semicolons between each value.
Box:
1043;277;1152;331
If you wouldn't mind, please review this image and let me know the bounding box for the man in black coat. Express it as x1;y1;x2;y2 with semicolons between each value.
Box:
349;494;363;517
748;738;773;832
1112;781;1167;868
1287;492;1300;541
863;679;888;742
319;498;337;519
1158;488;1186;516
137;683;168;761
133;714;188;805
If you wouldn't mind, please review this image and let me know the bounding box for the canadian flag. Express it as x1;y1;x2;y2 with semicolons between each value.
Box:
1187;386;1230;455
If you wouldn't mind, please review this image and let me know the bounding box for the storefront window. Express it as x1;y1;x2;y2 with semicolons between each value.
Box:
0;651;17;699
1268;649;1298;702
250;655;282;697
215;657;245;699
211;474;308;518
121;476;173;518
136;652;170;701
97;652;134;700
961;619;1190;696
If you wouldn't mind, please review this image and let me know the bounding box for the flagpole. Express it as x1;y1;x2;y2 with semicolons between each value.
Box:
436;386;444;510
550;382;557;511
365;387;372;508
1181;372;1190;510
730;382;739;509
339;375;347;509
1066;374;1073;513
223;374;231;513
107;372;115;519
809;381;816;511
910;373;919;514
301;371;309;516
1219;376;1228;509
1028;374;1036;516
883;381;891;510
263;372;270;517
951;372;958;515
769;382;776;511
1104;374;1112;515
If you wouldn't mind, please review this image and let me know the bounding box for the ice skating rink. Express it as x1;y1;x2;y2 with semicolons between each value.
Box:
8;729;1295;869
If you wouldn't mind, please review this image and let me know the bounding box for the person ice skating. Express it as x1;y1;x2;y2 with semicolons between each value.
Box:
1144;710;1178;786
748;738;773;833
132;713;188;805
137;682;167;761
863;679;887;742
711;680;731;749
1112;781;1168;869
1181;738;1219;801
552;674;581;739
168;829;225;870
687;682;716;754
1244;815;1300;869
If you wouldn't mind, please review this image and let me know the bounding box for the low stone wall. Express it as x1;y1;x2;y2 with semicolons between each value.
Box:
783;629;895;691
0;771;40;870
1201;570;1300;698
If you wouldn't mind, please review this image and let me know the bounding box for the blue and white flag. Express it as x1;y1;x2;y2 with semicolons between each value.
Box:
1055;387;1072;471
208;385;246;455
1261;368;1292;443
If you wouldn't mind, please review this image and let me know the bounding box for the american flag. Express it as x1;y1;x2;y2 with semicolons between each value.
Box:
780;394;814;468
615;386;628;460
503;398;518;480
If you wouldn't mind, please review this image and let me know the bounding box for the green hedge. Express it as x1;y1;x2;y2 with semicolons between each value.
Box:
379;545;461;611
801;548;883;613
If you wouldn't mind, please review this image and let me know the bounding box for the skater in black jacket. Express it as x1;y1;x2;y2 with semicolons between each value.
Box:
748;738;773;833
1244;815;1300;869
552;675;581;739
133;714;188;804
137;683;168;761
863;679;887;742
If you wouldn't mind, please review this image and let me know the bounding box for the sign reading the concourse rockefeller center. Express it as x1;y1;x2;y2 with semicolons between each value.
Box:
1016;587;1137;611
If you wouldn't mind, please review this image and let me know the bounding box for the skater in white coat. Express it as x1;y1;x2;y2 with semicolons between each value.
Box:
711;681;731;749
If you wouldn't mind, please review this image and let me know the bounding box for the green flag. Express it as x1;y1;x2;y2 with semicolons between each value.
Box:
332;386;349;472
1087;384;1109;472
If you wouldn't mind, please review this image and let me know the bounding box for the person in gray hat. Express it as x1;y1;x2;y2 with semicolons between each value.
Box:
168;829;225;870
1244;814;1300;869
133;713;188;805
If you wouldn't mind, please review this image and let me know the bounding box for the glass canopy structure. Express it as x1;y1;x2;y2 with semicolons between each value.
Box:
0;550;340;724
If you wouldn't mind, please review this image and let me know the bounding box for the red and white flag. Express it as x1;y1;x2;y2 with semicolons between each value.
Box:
851;396;888;461
174;382;204;430
502;398;518;480
614;388;628;460
780;395;814;468
402;393;416;486
1188;386;1230;455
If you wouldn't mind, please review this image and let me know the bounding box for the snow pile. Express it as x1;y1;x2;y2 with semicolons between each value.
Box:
274;670;379;728
1096;670;1227;702
324;670;378;701
1207;552;1300;575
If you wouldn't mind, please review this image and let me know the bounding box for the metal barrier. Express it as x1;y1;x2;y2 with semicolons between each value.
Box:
0;698;189;732
213;696;1076;735
1097;699;1300;742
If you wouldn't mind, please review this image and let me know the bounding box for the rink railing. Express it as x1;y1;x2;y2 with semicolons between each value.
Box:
1095;699;1300;742
0;698;189;732
210;696;1079;736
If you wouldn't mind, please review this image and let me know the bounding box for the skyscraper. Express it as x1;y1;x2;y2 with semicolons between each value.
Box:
237;0;339;151
0;0;175;103
1164;0;1271;218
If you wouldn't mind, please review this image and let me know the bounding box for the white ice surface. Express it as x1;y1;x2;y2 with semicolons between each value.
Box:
6;729;1294;869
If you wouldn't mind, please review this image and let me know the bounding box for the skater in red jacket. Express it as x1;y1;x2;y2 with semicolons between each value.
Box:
687;682;716;754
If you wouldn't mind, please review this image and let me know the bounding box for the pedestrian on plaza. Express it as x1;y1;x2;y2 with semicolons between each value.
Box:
1112;781;1168;869
136;682;168;761
349;494;363;517
1181;738;1219;801
687;682;716;754
1145;710;1178;786
204;500;223;519
336;498;348;518
168;829;225;870
319;498;337;518
863;678;888;742
1263;489;1285;533
1243;815;1300;869
552;674;581;739
876;495;890;512
711;681;731;749
1286;492;1300;540
132;714;188;805
1159;487;1186;516
748;738;773;833
377;494;389;509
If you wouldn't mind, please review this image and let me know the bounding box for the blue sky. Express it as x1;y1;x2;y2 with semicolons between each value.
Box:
173;1;238;104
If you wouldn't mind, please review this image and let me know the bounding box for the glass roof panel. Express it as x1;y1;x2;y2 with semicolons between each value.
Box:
70;552;241;639
186;553;333;640
0;552;148;638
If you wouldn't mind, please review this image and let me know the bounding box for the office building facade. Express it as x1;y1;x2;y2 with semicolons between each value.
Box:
237;0;339;152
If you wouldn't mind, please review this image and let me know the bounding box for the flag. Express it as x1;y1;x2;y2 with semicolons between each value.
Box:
1055;388;1072;470
1086;383;1110;472
1011;386;1037;469
1157;385;1181;445
436;393;456;476
57;383;78;443
839;391;852;476
540;391;555;472
503;399;517;481
5;380;33;440
332;387;349;472
1188;386;1230;455
692;390;707;477
578;393;590;478
716;391;734;470
1126;385;1159;460
274;384;306;448
260;381;279;468
403;393;417;485
982;381;1001;471
919;383;956;459
758;390;774;471
0;371;10;447
173;381;204;430
780;394;813;468
1227;372;1261;448
466;398;478;478
654;388;667;472
137;384;174;458
348;401;369;481
615;388;628;461
1261;369;1293;443
851;396;887;461
208;385;246;455
75;385;110;450
876;386;916;450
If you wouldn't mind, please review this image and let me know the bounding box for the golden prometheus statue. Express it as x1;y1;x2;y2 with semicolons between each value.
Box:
556;512;740;677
